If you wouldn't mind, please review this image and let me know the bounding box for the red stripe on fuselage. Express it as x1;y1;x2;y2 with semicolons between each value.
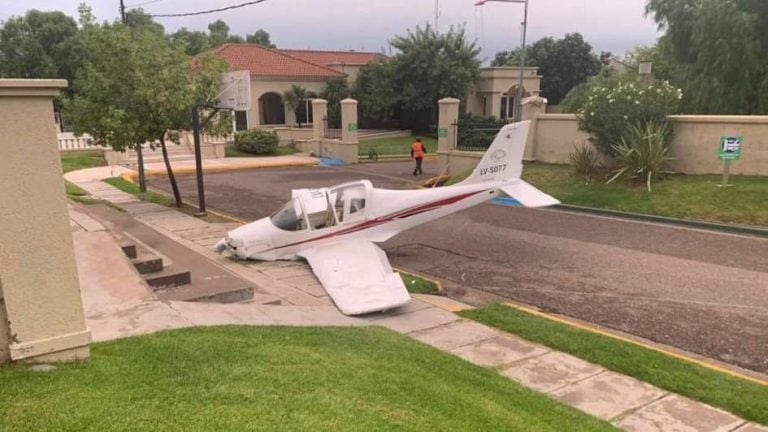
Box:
265;189;489;252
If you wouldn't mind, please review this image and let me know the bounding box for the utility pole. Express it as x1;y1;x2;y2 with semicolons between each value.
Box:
434;0;439;32
514;0;529;122
119;0;148;191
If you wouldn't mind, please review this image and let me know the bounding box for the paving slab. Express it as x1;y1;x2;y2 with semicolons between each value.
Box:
617;394;744;432
734;424;768;432
502;351;604;393
550;371;667;421
410;320;499;350
411;293;474;312
374;306;459;334
87;300;192;342
364;299;432;320
256;305;367;326
450;335;550;367
279;274;327;297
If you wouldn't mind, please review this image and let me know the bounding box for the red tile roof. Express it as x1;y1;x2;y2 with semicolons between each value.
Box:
279;49;382;66
212;44;345;78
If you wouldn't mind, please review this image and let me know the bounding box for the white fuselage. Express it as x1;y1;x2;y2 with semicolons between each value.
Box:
220;179;506;261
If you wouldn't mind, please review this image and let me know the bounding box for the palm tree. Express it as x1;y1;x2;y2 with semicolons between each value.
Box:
283;85;309;127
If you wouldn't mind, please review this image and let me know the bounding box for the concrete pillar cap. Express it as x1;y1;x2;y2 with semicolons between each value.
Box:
311;98;328;105
438;97;461;104
340;98;358;104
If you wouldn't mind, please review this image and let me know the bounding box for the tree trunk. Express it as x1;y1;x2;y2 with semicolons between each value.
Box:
160;136;182;207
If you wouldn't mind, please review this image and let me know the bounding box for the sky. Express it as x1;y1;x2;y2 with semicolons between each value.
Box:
0;0;660;62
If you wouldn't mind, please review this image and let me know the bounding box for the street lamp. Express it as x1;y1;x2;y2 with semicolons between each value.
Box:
475;0;529;122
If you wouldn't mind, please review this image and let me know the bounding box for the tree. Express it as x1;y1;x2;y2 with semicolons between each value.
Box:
208;19;243;47
321;78;350;125
393;25;480;128
64;20;227;207
169;27;211;56
491;33;601;105
283;85;309;126
0;10;82;92
246;29;276;48
645;0;768;113
354;58;400;125
124;8;164;36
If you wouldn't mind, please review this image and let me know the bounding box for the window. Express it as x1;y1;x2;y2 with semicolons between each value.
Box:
270;198;307;231
235;111;248;131
500;96;509;119
330;184;367;223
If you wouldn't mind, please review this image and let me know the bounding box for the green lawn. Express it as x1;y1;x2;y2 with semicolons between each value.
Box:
225;145;299;157
400;271;440;295
521;163;768;226
60;150;106;173
360;136;438;157
461;304;768;426
104;176;175;206
0;326;614;431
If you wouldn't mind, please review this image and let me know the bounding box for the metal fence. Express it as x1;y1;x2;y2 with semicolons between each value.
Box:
323;115;341;140
454;123;503;152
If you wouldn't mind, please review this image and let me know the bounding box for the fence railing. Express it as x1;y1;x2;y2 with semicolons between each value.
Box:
57;133;103;151
323;116;342;140
455;122;504;152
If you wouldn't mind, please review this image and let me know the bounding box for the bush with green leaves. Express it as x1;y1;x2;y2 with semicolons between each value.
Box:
607;121;673;192
569;144;601;178
456;113;507;151
234;129;279;154
577;78;682;156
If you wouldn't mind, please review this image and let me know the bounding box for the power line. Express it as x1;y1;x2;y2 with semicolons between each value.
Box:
125;0;164;8
148;0;268;18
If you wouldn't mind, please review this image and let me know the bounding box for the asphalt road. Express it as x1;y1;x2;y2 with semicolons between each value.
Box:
148;160;768;374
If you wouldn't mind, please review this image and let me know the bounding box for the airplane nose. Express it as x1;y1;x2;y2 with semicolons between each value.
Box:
215;239;228;254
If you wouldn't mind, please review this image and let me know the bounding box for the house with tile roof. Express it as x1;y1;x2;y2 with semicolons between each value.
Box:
211;43;381;129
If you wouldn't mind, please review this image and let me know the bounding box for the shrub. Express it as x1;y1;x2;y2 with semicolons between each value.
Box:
235;129;279;154
577;77;682;156
569;144;601;178
456;113;507;151
607;121;673;192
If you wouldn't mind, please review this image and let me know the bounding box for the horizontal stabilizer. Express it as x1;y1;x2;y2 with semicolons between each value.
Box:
500;180;560;208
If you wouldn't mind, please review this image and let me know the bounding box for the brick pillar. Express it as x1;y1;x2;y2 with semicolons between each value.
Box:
438;97;460;152
312;99;327;141
0;79;90;364
340;98;358;144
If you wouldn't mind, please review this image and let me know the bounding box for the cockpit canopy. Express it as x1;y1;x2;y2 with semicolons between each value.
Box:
269;180;371;231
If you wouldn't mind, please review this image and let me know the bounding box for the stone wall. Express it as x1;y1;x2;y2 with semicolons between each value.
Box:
529;114;768;175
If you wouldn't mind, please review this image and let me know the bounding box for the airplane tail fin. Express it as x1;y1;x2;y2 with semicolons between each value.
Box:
457;121;530;185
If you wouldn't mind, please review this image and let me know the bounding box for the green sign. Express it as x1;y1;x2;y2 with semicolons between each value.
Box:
719;136;742;161
437;127;448;138
347;123;358;132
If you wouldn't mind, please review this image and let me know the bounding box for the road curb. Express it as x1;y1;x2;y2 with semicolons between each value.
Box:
555;204;768;238
500;302;768;387
121;160;318;180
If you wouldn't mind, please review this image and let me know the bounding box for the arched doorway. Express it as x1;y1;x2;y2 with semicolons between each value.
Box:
259;92;285;125
294;92;318;126
500;85;527;121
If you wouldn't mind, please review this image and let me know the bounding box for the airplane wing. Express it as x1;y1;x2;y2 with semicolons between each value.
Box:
298;241;411;315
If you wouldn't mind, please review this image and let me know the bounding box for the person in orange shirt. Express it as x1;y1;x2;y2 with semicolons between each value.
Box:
410;138;427;176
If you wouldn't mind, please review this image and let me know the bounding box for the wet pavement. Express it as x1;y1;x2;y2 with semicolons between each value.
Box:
147;161;768;374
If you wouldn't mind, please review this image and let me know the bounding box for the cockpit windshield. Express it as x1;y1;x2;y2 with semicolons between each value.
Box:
270;198;306;231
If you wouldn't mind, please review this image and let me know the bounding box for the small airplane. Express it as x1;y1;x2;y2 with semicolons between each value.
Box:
216;121;559;315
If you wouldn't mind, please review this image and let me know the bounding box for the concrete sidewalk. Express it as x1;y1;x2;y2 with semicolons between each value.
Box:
66;168;767;432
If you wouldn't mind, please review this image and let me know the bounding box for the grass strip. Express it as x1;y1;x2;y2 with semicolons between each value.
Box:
400;271;440;295
104;176;175;206
0;326;614;431
225;145;299;157
460;304;768;425
359;136;437;156
60;150;106;173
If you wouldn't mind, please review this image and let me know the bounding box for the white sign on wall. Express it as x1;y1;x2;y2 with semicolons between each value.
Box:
218;70;251;111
